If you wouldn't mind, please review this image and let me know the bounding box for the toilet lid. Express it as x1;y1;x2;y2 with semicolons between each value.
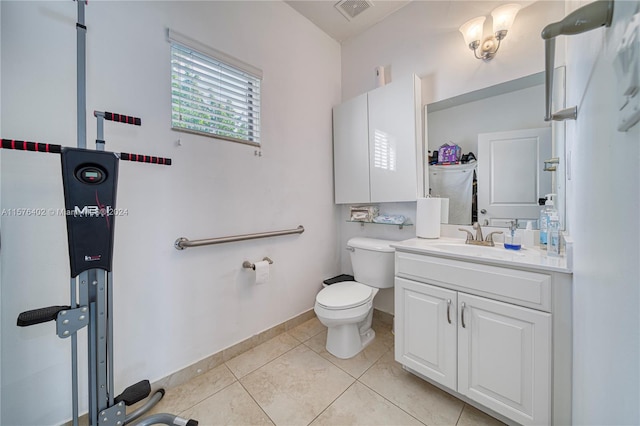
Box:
316;281;373;310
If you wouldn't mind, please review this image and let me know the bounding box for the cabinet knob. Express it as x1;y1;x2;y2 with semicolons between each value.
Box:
480;209;487;214
446;299;452;324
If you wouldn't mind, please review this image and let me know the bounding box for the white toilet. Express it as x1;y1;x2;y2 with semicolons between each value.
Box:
314;237;395;359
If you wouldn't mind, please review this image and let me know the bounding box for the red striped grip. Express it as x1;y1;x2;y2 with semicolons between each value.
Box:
104;112;141;126
1;139;62;154
120;152;172;166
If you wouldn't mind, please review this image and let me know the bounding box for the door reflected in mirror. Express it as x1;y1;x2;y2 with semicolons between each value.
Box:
425;70;566;229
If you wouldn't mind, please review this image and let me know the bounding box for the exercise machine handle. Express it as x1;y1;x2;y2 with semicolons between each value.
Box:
103;111;141;126
2;138;171;166
1;138;62;154
119;152;172;166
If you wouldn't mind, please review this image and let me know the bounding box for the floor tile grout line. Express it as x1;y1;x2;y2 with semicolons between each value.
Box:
163;365;239;415
305;378;359;426
226;336;305;381
455;403;467;426
301;327;394;380
355;378;428;426
225;332;304;380
174;373;240;419
235;377;278;426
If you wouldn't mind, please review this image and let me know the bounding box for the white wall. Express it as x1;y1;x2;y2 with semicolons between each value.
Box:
0;1;341;425
341;0;565;104
564;0;640;423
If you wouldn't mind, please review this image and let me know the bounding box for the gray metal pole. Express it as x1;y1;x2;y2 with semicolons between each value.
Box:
76;0;87;149
70;277;79;426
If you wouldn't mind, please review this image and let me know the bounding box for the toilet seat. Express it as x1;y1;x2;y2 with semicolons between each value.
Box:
316;281;373;310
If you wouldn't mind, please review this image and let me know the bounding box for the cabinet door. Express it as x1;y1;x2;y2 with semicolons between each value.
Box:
395;277;457;389
333;92;370;204
458;293;551;425
367;75;420;202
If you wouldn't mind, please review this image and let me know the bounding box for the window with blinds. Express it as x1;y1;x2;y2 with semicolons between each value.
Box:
169;31;262;146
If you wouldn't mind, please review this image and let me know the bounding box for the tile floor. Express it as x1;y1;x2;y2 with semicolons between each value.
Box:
142;317;505;426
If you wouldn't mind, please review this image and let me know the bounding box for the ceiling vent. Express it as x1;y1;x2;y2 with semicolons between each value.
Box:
334;0;374;21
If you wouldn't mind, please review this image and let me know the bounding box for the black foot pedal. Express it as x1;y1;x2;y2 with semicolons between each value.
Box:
17;305;71;327
187;420;198;426
115;379;151;406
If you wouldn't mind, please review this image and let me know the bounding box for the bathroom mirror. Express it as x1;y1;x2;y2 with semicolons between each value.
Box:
425;69;566;229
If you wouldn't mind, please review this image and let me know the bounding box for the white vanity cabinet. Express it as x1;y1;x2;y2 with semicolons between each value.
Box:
332;75;422;204
394;248;572;426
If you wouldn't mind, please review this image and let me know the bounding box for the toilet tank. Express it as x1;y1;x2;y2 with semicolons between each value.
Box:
347;237;396;289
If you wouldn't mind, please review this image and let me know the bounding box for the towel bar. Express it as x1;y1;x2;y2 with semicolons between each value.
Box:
175;225;304;250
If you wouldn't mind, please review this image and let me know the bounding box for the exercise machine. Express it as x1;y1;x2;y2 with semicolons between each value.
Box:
2;134;195;426
2;1;198;425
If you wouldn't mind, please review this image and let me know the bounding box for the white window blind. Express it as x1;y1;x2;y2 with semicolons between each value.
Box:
169;30;262;146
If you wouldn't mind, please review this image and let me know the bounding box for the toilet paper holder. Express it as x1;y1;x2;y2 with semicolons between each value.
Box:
242;257;273;270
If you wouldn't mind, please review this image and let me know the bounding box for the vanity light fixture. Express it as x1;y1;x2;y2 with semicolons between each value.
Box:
459;3;522;61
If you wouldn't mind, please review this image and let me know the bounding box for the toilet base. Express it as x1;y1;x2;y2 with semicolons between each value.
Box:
323;307;376;359
326;325;376;359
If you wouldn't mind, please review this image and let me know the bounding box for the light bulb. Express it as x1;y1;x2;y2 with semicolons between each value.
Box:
491;3;521;35
459;16;486;48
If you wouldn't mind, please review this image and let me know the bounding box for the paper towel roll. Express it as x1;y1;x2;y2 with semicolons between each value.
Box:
254;260;270;285
416;197;441;239
440;198;450;224
375;66;385;88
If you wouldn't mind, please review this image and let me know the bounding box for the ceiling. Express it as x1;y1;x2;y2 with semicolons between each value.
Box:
285;0;413;43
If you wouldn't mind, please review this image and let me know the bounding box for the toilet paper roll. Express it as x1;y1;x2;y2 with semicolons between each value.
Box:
254;260;270;285
416;197;441;239
375;66;385;88
440;198;450;224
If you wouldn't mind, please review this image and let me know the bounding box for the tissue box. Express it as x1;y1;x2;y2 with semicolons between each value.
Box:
350;205;379;222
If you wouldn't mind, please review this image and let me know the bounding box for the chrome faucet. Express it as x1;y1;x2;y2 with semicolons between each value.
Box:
459;222;503;247
473;222;484;242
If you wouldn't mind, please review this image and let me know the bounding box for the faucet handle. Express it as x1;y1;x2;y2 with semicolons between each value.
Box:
458;228;474;242
485;231;503;246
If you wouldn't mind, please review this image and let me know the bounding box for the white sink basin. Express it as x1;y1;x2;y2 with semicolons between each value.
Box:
419;241;528;261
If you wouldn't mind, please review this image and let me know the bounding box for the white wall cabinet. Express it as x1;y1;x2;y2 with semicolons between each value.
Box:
395;251;571;425
333;75;422;204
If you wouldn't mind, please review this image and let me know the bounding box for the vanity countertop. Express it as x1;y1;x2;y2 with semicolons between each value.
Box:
391;237;572;274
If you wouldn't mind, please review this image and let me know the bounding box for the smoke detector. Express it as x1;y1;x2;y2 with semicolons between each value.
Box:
334;0;374;21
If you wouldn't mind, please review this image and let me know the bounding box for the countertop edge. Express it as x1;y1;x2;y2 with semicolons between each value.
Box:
391;238;573;274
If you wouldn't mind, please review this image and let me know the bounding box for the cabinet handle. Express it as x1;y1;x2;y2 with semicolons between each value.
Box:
461;302;466;328
446;299;452;324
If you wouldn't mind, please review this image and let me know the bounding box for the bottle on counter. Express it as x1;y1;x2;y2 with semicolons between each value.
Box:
547;214;561;257
539;193;557;247
523;220;539;248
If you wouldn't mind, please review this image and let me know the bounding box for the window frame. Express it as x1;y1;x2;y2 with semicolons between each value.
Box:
168;29;263;147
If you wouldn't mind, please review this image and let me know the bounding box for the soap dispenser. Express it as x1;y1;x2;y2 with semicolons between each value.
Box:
505;220;522;250
539;194;557;247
